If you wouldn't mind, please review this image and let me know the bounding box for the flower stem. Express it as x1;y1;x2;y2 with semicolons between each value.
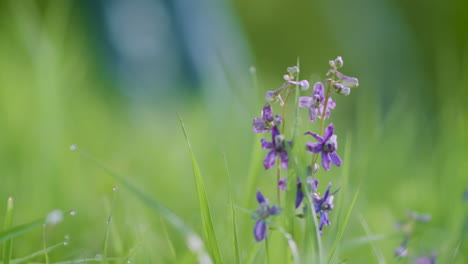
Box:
265;235;271;264
311;74;335;172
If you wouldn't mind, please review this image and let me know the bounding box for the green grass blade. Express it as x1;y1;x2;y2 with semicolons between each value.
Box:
102;187;118;264
52;257;125;264
223;152;240;264
0;218;45;244
12;241;66;264
358;213;386;264
160;217;177;260
178;114;223;264
244;133;263;208
71;145;211;264
327;188;360;264
43;224;50;264
3;197;14;264
277;227;300;264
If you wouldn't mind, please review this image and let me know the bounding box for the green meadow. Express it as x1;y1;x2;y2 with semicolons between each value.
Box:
0;0;466;263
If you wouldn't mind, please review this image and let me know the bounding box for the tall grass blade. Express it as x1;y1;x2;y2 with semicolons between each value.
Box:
178;114;223;264
327;188;360;264
244;133;263;208
3;197;14;264
53;257;125;264
12;241;66;264
102;187;118;264
71;145;211;264
43;225;50;264
160;217;177;260
223;152;240;264
358;213;386;264
277;227;301;264
0;218;45;244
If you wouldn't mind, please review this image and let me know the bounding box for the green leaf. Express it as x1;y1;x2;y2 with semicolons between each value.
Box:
327;188;360;264
178;114;223;264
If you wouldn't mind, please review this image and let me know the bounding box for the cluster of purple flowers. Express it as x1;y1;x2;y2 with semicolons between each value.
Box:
250;57;359;242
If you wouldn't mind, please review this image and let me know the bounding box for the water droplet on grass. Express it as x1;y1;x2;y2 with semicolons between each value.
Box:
113;186;119;191
69;210;77;216
70;144;77;151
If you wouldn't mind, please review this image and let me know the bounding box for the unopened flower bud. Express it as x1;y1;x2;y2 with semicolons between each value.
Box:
299;80;310;91
283;74;291;81
395;246;408;257
334;56;343;68
287;66;299;76
336;72;359;88
265;91;275;102
313;163;320;173
329;60;336;68
334;83;351;96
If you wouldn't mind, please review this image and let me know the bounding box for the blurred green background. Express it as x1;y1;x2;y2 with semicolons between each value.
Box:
0;0;467;263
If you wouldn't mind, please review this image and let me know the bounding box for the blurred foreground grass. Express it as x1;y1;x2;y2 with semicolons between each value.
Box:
0;1;467;263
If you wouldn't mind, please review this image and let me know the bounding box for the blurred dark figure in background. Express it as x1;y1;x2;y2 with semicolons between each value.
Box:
85;0;252;102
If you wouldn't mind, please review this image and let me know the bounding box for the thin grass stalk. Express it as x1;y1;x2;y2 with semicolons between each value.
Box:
3;197;14;264
222;152;240;264
102;187;118;264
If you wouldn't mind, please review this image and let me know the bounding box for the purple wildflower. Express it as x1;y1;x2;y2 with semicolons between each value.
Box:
278;176;319;209
417;254;436;264
305;123;342;171
299;82;336;122
253;191;279;242
278;178;287;191
252;104;281;133
313;183;335;233
394;246;408;257
278;178;304;208
261;126;289;169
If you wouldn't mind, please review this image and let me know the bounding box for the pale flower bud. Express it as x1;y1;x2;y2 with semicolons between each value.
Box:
299;80;310;91
265;91;275;102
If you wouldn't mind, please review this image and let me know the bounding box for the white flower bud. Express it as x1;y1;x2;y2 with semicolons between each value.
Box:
334;56;343;68
265;91;275;102
299;80;310;91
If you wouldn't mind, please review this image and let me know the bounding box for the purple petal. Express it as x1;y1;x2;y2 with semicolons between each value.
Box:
263;150;278;169
312;82;325;100
256;191;266;204
254;220;267;242
295;182;304;208
261;138;273;149
306;142;323;153
309;107;318;122
279;151;288;169
299;96;313;107
262;104;273;121
269;206;280;215
307;177;319;191
319;212;330;231
322;152;331;171
253;118;267;133
278;178;287;191
330;152;342;167
305;131;323;142
327;98;336;109
271;126;280;142
323;183;331;202
323;123;335;141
